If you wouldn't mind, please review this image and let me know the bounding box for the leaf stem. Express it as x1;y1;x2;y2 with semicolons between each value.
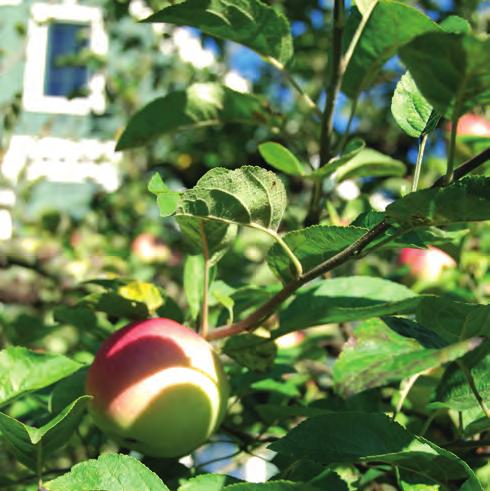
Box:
392;373;421;420
199;222;210;338
266;57;322;117
270;231;303;278
412;133;428;192
457;360;490;418
305;0;345;226
443;116;459;185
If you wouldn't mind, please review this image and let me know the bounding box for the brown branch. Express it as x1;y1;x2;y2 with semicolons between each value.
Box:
207;147;490;342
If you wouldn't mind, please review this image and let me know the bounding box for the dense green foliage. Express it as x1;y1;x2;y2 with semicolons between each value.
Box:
1;0;490;490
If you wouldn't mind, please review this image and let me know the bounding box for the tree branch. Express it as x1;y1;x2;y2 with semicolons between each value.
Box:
206;147;490;341
304;0;345;226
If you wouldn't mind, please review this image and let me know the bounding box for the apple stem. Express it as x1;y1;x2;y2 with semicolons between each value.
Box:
199;222;210;338
412;133;428;192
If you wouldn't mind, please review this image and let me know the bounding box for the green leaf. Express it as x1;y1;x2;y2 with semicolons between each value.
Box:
386;177;490;227
178;474;241;491
267;226;367;283
259;142;306;176
440;15;472;34
177;216;237;266
433;346;490;412
0;396;90;469
333;318;481;397
308;138;366;180
278;276;420;335
184;255;205;321
144;0;293;66
342;0;437;99
117;83;278;150
332;148;406;181
270;412;482;489
391;71;440;138
174;166;287;233
45;453;169;491
416;296;490;344
399;32;490;119
223;333;277;372
0;347;81;407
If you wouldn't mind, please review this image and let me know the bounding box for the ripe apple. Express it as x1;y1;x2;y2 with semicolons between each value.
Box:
86;318;229;458
454;114;490;137
398;246;456;282
131;233;171;263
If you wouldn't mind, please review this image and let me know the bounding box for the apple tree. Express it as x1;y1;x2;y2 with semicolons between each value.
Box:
1;0;490;490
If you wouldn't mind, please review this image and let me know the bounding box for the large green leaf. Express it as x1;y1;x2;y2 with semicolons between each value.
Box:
117;83;278;150
333;318;481;397
258;142;306;176
144;0;293;66
386;177;490;227
399;32;490;119
278;276;420;335
416;296;490;345
342;0;437;99
270;412;482;490
331;148;406;182
149;174;237;265
391;71;439;138
45;453;169;491
0;347;81;407
0;396;90;469
267;226;367;283
159;167;287;235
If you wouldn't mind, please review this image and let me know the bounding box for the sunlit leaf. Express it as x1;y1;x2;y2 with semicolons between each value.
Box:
144;0;293;66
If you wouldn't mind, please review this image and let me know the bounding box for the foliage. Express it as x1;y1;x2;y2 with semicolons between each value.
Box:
1;0;490;489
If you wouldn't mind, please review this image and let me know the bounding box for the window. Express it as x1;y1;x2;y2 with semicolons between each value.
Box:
45;22;89;98
22;3;108;115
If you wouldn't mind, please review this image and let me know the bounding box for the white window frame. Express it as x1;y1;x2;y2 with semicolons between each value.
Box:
22;2;108;115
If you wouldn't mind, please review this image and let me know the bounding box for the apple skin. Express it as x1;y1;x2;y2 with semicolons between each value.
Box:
399;247;456;282
86;318;229;458
455;114;490;137
131;233;171;263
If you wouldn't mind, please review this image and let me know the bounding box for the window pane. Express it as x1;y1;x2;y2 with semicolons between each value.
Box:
44;22;89;97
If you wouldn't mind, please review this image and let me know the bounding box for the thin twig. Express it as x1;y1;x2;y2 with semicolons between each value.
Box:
207;220;389;340
305;0;345;225
266;57;321;117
